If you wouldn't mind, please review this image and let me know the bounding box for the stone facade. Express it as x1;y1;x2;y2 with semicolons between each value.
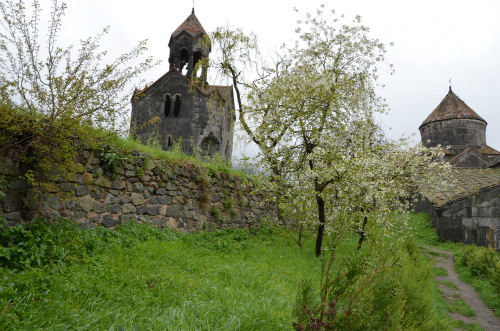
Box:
422;184;500;250
420;118;486;153
131;11;235;162
415;88;500;249
0;152;277;231
414;167;500;250
419;87;500;165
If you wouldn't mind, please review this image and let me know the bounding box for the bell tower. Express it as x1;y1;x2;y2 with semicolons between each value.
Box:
168;9;211;81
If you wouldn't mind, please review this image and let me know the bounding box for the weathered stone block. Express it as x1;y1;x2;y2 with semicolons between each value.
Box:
159;205;168;216
106;204;121;214
156;187;167;195
75;185;90;196
8;179;27;190
94;202;106;213
121;203;136;214
95;176;112;188
134;182;144;192
2;191;23;213
146;205;159;216
72;211;86;220
166;183;177;191
131;193;145;205
125;170;136;177
101;214;117;227
158;195;172;205
77;195;94;213
173;196;185;205
2;212;22;223
180;187;190;196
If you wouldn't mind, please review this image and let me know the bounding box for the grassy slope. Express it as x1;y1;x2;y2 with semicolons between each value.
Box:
1;225;321;331
3;212;495;330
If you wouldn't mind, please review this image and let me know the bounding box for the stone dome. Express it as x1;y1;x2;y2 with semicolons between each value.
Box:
419;87;487;152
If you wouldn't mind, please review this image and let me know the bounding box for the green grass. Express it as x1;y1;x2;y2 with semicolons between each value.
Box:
101;131;251;180
454;254;500;319
447;298;476;317
0;221;321;330
432;267;448;277
408;212;500;321
438;281;459;290
1;212;489;330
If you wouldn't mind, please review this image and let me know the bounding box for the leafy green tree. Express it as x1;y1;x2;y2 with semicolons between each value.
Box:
210;6;449;256
0;0;157;196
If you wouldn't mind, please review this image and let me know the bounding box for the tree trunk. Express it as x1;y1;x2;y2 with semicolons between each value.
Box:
315;194;326;257
357;215;368;251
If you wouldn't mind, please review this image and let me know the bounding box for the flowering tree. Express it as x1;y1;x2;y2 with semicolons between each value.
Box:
210;6;450;256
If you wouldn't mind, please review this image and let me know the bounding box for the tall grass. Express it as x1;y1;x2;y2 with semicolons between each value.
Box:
1;213;482;330
0;220;320;330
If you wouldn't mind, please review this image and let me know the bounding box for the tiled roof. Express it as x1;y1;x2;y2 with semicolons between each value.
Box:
419;88;486;128
479;144;500;155
424;168;500;207
171;12;208;39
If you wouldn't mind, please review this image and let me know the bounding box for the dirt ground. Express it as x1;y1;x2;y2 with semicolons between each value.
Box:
429;248;500;331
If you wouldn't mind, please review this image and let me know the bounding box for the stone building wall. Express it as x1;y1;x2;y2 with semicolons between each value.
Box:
0;151;276;231
419;118;486;152
415;185;500;250
436;185;500;249
131;71;235;162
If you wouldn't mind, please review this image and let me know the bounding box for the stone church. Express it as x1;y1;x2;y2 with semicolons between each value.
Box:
130;10;235;162
416;87;500;249
419;86;500;167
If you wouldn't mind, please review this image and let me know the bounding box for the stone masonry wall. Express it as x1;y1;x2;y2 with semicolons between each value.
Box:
0;150;276;231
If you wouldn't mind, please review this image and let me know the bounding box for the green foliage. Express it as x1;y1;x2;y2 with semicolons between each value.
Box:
209;206;221;219
408;212;440;246
0;222;321;330
293;237;448;330
459;245;500;292
453;255;500;319
446;298;476;317
0;218;84;270
211;5;450;257
224;196;234;210
95;142;125;177
0;0;156;198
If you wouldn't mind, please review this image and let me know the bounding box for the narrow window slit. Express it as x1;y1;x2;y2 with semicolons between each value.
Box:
174;95;181;117
164;95;171;117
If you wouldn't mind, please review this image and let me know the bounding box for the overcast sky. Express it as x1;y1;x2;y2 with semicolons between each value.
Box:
61;0;500;153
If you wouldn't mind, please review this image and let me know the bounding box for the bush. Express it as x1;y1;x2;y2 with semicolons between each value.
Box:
293;237;446;330
0;218;84;269
459;245;500;292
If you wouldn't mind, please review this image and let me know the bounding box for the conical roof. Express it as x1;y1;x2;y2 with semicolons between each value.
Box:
419;87;486;129
171;11;208;39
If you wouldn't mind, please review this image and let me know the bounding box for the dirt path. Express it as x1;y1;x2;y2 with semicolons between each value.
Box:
428;248;500;331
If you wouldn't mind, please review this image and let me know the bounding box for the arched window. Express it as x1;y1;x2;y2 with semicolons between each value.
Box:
179;49;189;75
193;50;204;78
168;136;172;148
200;133;220;156
164;95;171;117
174;95;181;118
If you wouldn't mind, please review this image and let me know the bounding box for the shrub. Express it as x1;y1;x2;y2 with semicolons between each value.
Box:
293;237;446;330
96;142;125;177
459;245;500;292
0;218;84;269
